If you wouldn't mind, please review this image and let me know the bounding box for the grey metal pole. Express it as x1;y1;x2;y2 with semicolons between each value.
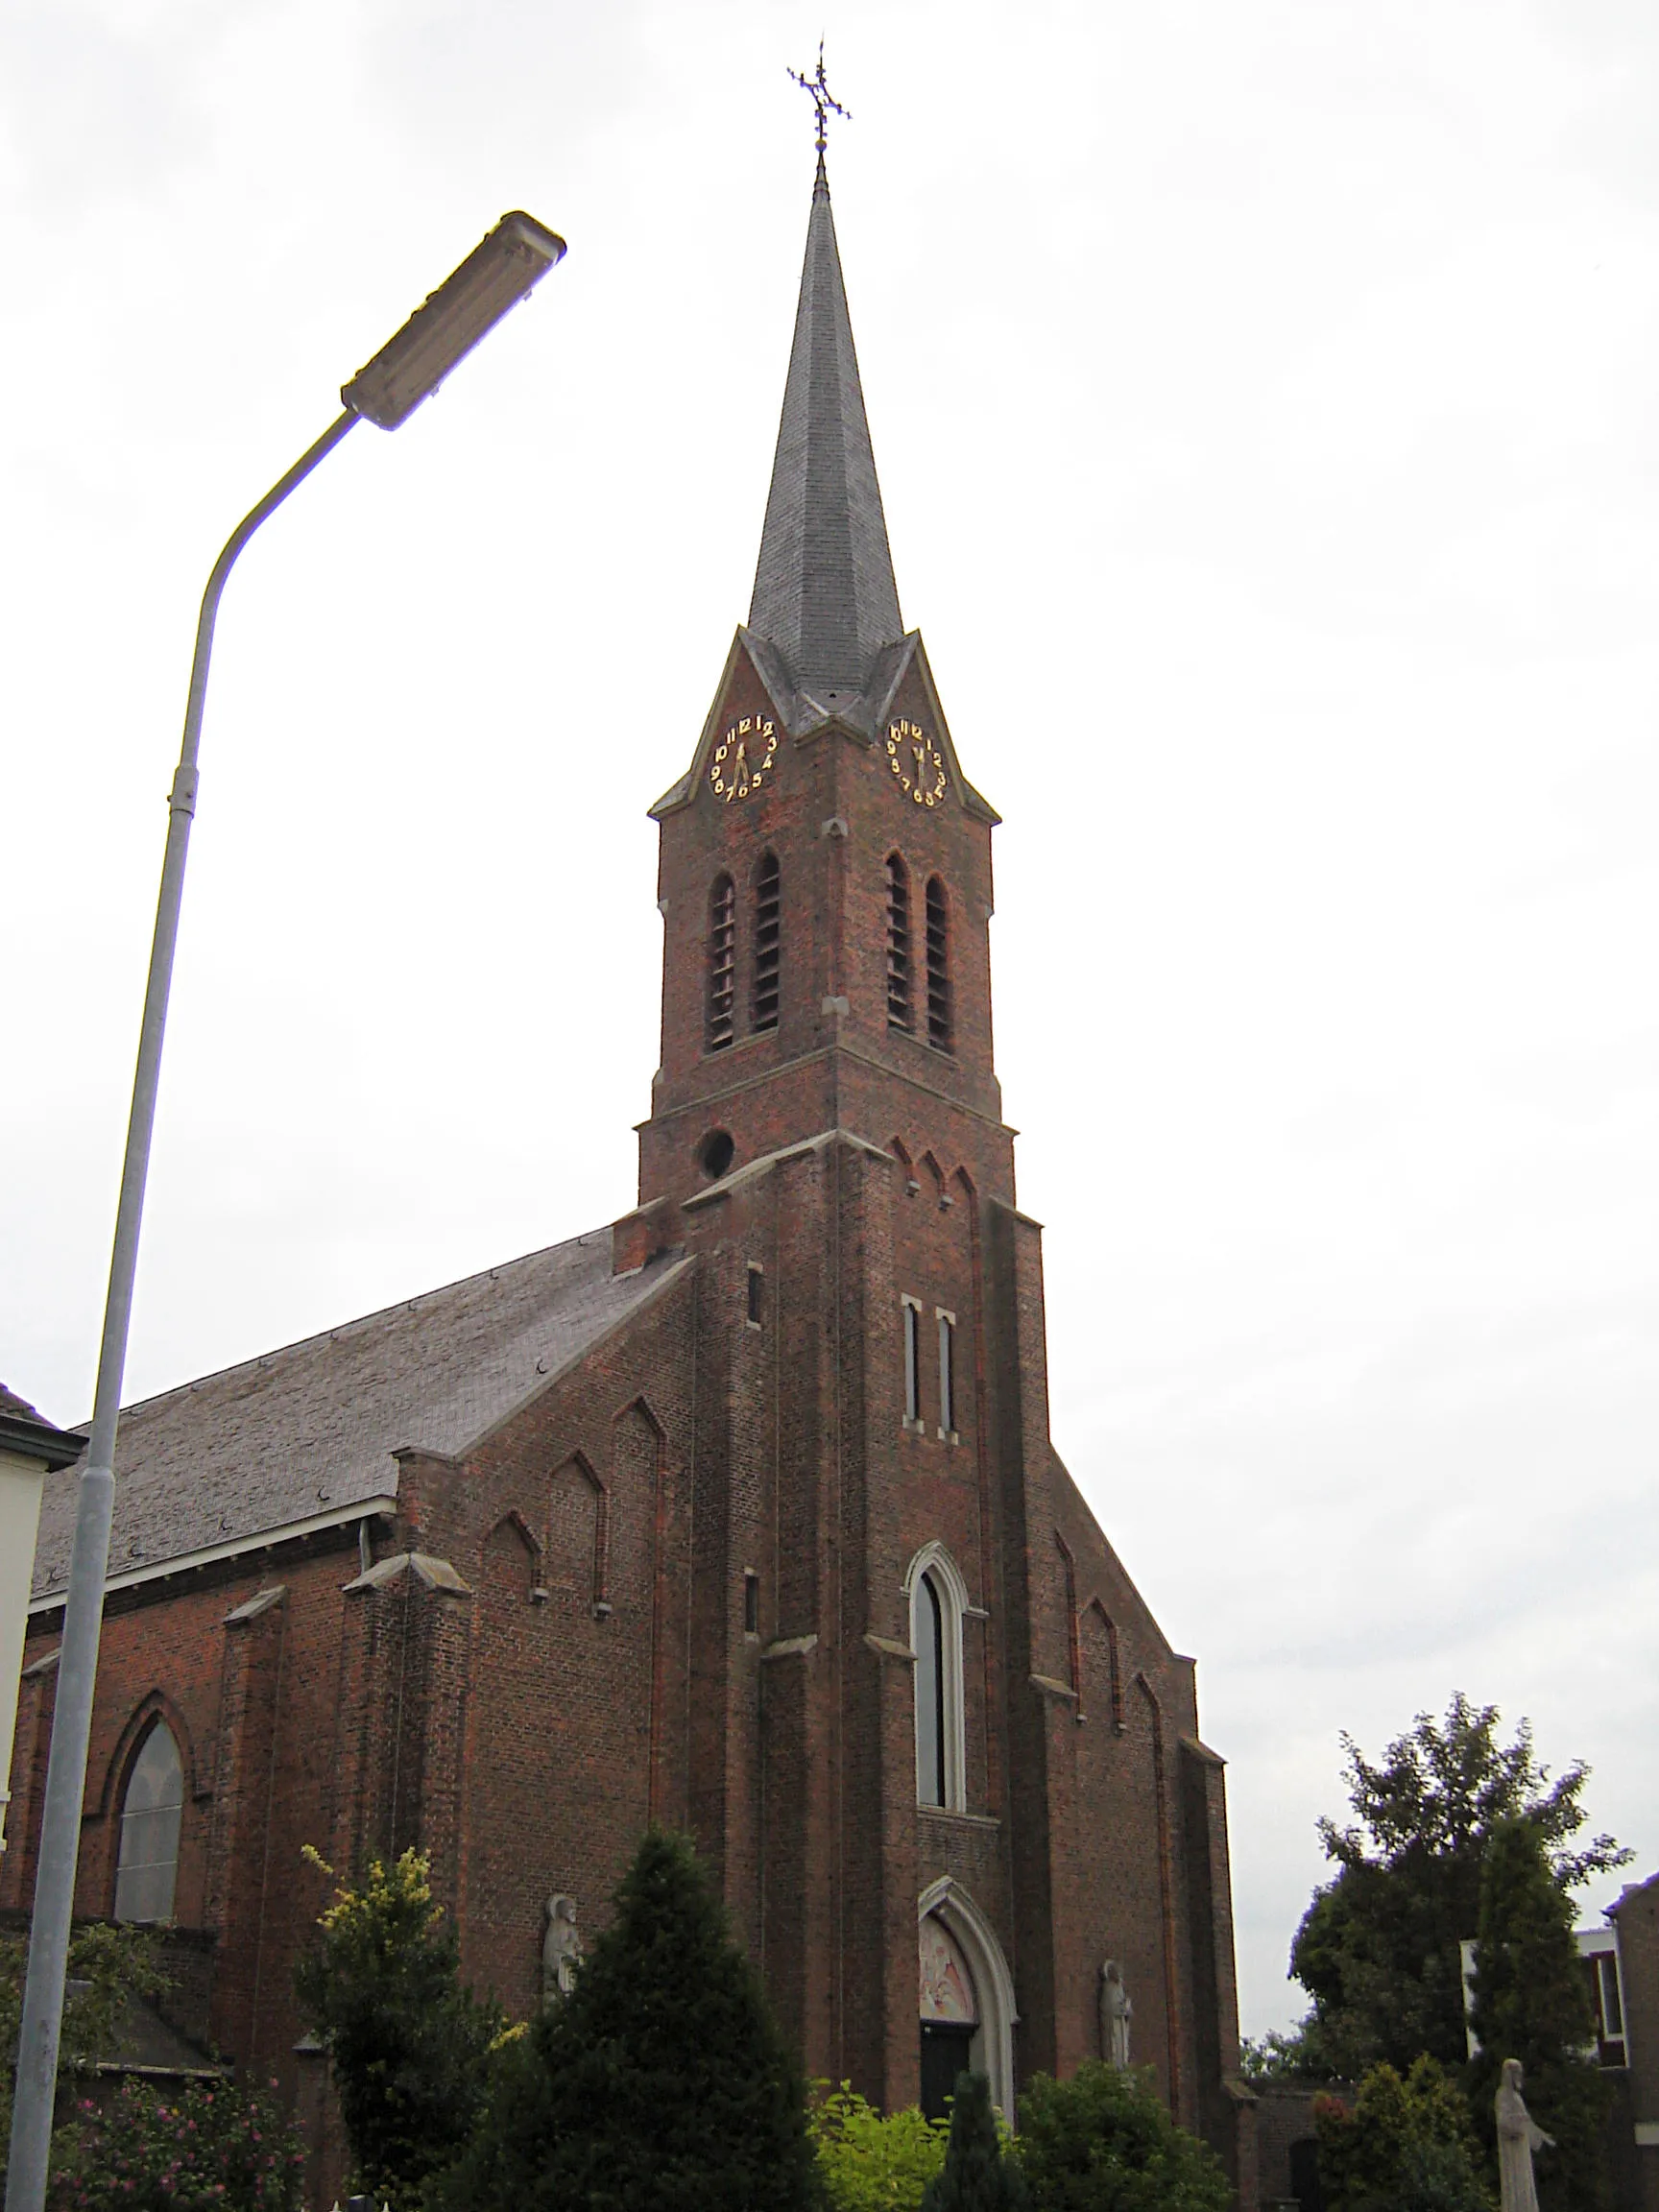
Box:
5;409;358;2212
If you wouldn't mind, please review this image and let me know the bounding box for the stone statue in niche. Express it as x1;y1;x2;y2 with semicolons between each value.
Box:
1496;2057;1553;2212
542;1893;582;2006
1099;1960;1132;2068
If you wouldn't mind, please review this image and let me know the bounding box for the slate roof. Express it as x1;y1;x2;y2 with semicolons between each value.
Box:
748;157;904;702
30;1231;689;1603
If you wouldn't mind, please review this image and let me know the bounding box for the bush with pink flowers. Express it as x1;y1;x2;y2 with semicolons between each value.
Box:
49;2076;304;2212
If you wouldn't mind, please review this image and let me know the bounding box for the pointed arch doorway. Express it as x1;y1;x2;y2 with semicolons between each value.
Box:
918;1878;1018;2126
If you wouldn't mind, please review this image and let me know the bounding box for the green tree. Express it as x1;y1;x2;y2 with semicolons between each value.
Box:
1467;1816;1606;2212
920;2073;1027;2212
1286;1697;1628;2077
437;1825;823;2212
1;1922;168;2166
292;1846;507;2207
1014;2060;1230;2212
810;2082;948;2211
1313;2057;1491;2212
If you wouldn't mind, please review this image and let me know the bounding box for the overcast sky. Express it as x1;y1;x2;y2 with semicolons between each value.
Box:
4;0;1657;2041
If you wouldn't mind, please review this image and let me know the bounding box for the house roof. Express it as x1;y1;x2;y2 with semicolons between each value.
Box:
1;1383;86;1473
30;1230;689;1604
747;156;904;703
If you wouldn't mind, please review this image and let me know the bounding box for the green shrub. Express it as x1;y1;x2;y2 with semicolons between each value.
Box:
1313;2057;1492;2212
922;2072;1028;2211
1015;2061;1230;2212
48;2076;304;2212
435;1825;823;2212
0;1922;168;2167
810;2082;949;2210
292;1845;507;2206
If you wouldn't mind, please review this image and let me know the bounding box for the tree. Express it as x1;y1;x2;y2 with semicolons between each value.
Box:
810;2082;948;2211
292;1846;507;2207
920;2073;1028;2212
1313;2056;1491;2212
1286;1697;1628;2078
1014;2061;1231;2212
1467;1816;1606;2212
436;1825;823;2212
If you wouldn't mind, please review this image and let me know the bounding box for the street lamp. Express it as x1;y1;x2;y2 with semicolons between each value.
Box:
4;208;566;2212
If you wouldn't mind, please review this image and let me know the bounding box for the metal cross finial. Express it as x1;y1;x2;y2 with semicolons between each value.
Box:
788;40;850;157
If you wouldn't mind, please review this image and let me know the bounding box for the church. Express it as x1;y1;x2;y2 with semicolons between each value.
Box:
10;144;1256;2201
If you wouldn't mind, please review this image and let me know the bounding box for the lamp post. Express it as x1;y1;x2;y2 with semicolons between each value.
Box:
5;208;565;2212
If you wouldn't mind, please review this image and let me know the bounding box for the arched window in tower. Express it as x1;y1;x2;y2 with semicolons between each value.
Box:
114;1720;183;1925
925;877;952;1054
915;1572;946;1806
706;873;736;1051
751;852;781;1033
886;853;913;1030
908;1547;968;1811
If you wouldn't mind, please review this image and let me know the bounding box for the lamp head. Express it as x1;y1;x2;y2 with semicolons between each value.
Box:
342;210;566;431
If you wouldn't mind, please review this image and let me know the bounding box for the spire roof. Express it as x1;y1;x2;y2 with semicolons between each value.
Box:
747;162;904;702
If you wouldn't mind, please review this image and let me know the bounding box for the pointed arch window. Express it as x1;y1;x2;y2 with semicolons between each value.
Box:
114;1720;183;1925
707;873;735;1051
751;852;781;1033
886;854;913;1030
907;1545;969;1812
925;877;952;1054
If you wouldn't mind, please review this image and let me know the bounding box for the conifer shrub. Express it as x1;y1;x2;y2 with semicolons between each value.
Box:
1467;1816;1607;2212
292;1846;507;2207
810;2082;948;2211
1014;2060;1230;2212
435;1824;823;2212
921;2072;1028;2211
48;2076;304;2212
1312;2057;1492;2212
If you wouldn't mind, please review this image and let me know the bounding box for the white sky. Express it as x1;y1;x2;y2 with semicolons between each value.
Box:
3;0;1656;2043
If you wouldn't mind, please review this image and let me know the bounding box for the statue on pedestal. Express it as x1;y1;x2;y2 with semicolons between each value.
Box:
1496;2057;1553;2212
542;1893;582;2006
1099;1960;1132;2069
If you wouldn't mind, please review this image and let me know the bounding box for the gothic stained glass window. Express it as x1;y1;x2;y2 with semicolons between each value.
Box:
114;1721;183;1925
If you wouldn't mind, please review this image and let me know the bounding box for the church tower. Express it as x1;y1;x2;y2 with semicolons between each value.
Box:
621;151;1253;2176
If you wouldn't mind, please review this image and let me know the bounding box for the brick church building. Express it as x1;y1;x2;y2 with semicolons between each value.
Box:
11;152;1255;2198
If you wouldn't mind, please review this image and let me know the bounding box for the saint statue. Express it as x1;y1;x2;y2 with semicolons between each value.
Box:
541;1893;582;2006
1496;2057;1554;2212
1099;1960;1132;2068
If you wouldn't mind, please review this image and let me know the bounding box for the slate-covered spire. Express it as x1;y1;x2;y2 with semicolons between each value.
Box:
748;159;904;702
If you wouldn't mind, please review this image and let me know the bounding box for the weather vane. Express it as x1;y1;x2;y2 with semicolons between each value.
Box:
787;40;850;159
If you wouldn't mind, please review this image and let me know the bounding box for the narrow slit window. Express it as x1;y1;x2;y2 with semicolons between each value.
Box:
937;1310;955;1434
902;1298;922;1425
743;1571;760;1635
747;1264;764;1326
751;852;781;1033
886;854;913;1029
707;874;736;1051
925;878;952;1053
114;1721;183;1926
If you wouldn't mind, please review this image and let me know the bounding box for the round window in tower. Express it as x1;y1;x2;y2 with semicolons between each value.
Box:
698;1129;735;1182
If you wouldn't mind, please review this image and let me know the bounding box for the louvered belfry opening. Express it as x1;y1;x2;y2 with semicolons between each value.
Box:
886;853;913;1030
925;877;952;1052
751;852;781;1033
707;873;736;1050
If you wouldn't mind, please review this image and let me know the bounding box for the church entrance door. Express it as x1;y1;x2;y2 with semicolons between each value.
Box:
919;1911;979;2123
920;2020;976;2121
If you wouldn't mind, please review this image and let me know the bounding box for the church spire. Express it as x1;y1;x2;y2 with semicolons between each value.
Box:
748;85;903;703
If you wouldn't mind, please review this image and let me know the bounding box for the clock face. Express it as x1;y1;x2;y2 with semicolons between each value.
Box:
709;714;779;804
885;718;949;808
